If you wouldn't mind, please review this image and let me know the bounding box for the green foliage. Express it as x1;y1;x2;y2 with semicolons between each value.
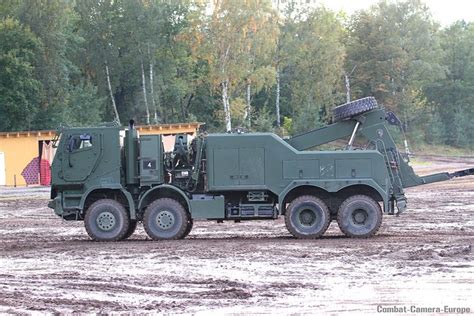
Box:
251;107;274;132
0;18;41;131
65;81;105;127
287;7;346;132
424;21;474;148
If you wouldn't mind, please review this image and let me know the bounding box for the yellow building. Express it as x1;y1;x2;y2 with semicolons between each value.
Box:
0;123;201;186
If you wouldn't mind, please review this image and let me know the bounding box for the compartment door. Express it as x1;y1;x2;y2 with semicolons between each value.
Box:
239;148;265;185
213;148;239;187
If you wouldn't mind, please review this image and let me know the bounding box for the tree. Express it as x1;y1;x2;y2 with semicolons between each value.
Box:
199;0;277;131
284;7;346;133
64;80;106;127
424;21;474;147
0;18;41;131
16;0;83;128
273;0;299;128
240;1;278;128
346;0;443;133
75;0;125;124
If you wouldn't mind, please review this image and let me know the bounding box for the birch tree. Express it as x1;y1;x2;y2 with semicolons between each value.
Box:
202;0;276;131
76;0;121;123
241;1;278;128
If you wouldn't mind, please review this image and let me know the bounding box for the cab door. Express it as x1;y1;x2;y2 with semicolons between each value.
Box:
61;132;102;182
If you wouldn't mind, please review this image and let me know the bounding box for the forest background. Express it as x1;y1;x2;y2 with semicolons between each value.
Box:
1;0;473;150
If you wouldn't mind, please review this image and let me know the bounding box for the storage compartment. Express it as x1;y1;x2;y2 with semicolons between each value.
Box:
139;135;163;186
190;195;225;219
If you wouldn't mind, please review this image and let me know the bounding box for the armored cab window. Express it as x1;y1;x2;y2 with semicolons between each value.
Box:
68;134;92;152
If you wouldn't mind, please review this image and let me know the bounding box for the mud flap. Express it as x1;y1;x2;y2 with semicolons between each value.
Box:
396;198;407;216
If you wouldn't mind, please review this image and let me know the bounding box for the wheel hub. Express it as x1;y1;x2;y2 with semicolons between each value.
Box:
96;211;116;231
352;209;368;225
156;210;175;230
299;209;317;226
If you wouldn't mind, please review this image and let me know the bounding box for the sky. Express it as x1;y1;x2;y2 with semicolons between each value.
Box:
319;0;474;26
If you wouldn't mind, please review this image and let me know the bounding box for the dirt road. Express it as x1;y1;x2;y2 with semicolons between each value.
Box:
0;157;473;314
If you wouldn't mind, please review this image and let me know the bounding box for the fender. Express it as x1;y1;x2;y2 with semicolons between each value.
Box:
278;179;388;212
137;184;191;211
79;185;137;219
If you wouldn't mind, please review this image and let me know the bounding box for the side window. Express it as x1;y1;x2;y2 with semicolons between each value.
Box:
68;134;93;152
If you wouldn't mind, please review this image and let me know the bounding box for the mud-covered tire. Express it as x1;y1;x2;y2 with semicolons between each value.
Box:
337;195;382;238
121;220;137;240
143;198;189;240
333;97;378;122
182;218;193;238
84;199;130;241
285;195;331;239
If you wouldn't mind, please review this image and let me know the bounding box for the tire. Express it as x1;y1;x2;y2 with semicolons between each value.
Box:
84;199;130;241
121;220;137;240
143;198;190;240
337;195;382;238
182;218;194;238
333;97;378;122
285;195;331;239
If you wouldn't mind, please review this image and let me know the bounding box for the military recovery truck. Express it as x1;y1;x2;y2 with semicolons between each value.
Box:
48;97;473;241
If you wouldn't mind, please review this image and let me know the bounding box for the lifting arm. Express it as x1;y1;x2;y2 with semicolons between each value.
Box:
287;109;388;151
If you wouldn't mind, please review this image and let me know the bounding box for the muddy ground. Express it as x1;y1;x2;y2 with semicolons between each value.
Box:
0;157;473;315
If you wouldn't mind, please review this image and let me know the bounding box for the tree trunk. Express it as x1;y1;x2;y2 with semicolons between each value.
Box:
157;82;168;123
148;45;159;124
222;79;232;132
246;80;251;128
105;61;120;124
344;72;351;103
141;61;150;125
181;93;194;121
275;64;281;127
179;95;188;121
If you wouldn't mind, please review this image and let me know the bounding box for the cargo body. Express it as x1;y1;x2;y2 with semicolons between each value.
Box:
48;97;473;241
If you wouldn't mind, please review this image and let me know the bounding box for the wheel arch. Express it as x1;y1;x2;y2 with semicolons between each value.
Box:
336;184;384;202
80;186;136;219
138;184;191;215
335;183;387;212
278;182;388;215
279;185;331;215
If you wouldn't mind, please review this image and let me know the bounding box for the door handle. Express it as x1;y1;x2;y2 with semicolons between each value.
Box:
230;175;239;180
240;175;248;179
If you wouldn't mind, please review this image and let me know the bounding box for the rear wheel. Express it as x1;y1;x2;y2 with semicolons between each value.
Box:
84;199;129;241
143;198;189;240
337;195;382;238
285;195;330;239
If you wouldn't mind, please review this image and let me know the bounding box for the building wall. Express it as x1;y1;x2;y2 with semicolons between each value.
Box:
0;123;200;186
0;131;55;186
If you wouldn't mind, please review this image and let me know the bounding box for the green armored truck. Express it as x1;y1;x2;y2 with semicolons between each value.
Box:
48;97;473;241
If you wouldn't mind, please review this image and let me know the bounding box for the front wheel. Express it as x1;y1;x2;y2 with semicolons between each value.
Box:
121;220;137;240
143;198;190;240
337;195;382;238
84;199;130;241
285;195;330;239
182;218;193;238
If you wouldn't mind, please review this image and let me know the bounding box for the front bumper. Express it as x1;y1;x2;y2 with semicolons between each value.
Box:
48;193;64;217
